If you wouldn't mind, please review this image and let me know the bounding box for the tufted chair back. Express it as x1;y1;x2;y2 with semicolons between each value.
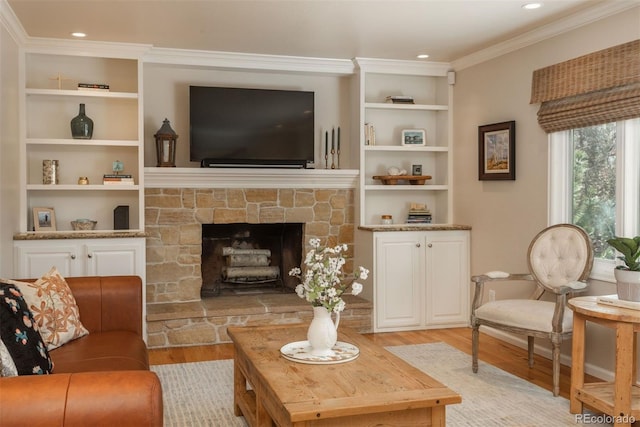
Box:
528;224;593;293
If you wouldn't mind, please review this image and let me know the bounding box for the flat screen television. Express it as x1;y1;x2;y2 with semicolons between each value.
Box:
189;86;315;168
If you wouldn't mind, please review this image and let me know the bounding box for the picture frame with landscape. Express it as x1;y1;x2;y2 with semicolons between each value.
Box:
401;129;426;146
478;121;515;181
33;207;56;231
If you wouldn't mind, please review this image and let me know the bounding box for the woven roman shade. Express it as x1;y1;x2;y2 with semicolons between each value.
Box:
530;40;640;133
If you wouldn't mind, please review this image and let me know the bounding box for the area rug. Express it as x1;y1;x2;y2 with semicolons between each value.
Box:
151;342;609;427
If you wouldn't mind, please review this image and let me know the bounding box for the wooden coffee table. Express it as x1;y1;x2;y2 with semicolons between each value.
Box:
228;324;461;427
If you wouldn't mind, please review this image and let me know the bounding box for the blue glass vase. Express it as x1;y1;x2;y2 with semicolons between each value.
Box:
70;103;93;139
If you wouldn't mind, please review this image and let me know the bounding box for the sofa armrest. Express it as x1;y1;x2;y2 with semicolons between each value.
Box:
65;276;143;336
0;371;163;427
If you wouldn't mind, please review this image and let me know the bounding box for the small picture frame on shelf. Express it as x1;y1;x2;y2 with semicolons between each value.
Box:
478;120;516;181
33;207;56;232
401;129;426;146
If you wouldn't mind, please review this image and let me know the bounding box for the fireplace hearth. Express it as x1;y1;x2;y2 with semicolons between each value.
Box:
201;223;303;297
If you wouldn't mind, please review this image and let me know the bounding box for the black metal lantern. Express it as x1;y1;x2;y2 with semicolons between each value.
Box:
154;118;178;167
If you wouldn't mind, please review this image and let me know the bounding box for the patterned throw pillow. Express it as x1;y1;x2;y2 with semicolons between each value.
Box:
2;267;89;350
0;282;53;375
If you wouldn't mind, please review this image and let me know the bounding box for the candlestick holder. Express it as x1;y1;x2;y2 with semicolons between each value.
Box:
331;148;336;169
325;153;329;169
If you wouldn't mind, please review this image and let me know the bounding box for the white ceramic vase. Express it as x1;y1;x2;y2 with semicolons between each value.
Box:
615;269;640;302
307;306;340;357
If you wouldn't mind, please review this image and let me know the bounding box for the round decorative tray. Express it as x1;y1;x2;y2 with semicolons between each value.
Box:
280;340;359;364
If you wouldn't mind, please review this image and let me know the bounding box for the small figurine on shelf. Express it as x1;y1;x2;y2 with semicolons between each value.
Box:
103;161;134;185
387;166;407;176
112;160;124;175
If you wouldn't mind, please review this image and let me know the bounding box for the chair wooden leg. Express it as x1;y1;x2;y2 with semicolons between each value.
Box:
552;340;561;397
527;336;534;368
472;324;479;373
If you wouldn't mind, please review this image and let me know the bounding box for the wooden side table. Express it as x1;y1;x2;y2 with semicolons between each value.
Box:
569;296;640;426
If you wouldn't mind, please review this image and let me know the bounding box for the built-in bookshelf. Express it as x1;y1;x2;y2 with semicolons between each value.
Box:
354;58;453;226
20;50;145;233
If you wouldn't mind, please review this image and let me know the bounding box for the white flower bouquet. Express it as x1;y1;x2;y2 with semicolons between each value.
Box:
289;238;369;313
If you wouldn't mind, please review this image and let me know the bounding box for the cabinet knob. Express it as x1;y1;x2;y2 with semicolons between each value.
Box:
70;254;76;260
87;253;93;259
416;243;421;248
428;243;433;248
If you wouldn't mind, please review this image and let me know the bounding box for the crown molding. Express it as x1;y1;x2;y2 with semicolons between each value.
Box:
144;47;355;75
21;37;151;59
144;167;359;189
452;1;640;70
353;58;452;76
0;0;26;45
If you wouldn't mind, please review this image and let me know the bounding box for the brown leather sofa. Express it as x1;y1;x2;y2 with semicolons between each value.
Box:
0;276;163;427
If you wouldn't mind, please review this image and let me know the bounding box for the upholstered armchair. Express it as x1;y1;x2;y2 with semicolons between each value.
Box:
471;224;594;396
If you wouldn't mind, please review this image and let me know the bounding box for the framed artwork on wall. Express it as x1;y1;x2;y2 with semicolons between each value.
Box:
478;121;516;181
33;207;56;232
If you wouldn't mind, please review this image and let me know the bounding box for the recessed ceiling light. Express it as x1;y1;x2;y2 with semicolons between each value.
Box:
522;2;543;10
417;54;430;59
71;32;86;38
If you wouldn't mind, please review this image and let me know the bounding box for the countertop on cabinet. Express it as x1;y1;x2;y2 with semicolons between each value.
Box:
13;231;147;240
358;224;471;232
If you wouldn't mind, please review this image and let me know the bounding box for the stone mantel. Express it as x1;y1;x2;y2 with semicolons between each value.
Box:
144;167;359;189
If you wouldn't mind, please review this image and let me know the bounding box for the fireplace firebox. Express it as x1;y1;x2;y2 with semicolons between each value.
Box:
201;223;303;297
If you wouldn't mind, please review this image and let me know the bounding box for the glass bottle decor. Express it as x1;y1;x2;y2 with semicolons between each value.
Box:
70;103;93;139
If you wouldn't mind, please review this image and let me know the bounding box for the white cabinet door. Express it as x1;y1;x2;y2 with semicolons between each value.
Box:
366;229;470;332
85;239;145;276
13;238;145;279
374;232;423;330
424;231;470;326
13;242;83;278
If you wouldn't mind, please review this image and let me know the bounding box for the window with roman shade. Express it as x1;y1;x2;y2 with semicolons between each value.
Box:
530;39;640;133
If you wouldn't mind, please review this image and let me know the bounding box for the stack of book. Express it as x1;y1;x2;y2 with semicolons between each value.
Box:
78;83;110;92
385;95;414;104
364;123;376;146
103;174;134;185
407;203;432;224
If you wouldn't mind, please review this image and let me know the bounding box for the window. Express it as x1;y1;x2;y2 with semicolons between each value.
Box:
549;118;640;282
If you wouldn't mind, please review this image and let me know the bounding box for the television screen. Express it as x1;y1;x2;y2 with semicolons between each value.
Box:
189;86;315;168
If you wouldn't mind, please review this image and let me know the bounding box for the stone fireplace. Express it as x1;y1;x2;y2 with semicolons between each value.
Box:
144;183;372;348
145;187;356;303
200;222;303;296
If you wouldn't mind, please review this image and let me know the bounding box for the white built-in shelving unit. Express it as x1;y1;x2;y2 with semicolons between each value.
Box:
19;47;146;233
354;58;453;226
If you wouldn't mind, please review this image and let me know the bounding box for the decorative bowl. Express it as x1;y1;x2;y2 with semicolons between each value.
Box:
71;219;97;231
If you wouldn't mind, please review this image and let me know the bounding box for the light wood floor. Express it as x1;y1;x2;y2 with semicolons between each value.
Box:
149;327;600;400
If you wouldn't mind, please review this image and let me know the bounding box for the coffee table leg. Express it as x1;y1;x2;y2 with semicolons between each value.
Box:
255;388;272;427
233;357;244;417
430;405;445;427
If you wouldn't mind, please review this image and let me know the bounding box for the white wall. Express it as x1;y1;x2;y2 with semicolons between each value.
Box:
143;64;353;169
453;7;640;378
0;18;20;277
